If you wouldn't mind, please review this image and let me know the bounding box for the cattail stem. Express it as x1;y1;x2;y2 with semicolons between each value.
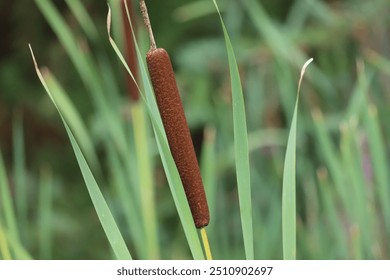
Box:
139;0;156;50
200;228;212;260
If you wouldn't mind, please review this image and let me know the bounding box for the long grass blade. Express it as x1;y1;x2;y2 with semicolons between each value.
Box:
30;46;132;260
213;0;253;260
282;58;313;260
64;121;132;260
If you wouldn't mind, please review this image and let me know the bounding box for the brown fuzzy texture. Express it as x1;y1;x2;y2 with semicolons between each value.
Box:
147;48;209;228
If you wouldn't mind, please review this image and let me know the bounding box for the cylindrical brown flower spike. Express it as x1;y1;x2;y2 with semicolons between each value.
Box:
147;49;210;228
140;1;209;228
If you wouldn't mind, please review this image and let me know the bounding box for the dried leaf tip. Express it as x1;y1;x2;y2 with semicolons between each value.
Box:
298;58;314;93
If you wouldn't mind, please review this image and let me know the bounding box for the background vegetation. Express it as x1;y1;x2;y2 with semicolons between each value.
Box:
1;0;390;259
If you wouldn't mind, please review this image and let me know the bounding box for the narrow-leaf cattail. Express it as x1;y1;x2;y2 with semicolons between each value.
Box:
140;0;209;228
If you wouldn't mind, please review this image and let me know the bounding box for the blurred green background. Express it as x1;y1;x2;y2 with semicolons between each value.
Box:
1;0;390;259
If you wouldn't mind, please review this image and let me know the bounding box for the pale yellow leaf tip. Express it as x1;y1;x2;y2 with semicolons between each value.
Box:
300;58;314;79
28;44;38;70
106;4;112;37
298;58;314;92
28;44;45;82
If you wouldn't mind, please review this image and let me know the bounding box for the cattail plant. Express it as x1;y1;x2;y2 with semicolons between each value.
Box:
139;0;210;230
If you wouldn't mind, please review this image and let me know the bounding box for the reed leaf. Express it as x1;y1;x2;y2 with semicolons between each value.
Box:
213;0;253;260
30;46;132;260
282;58;313;260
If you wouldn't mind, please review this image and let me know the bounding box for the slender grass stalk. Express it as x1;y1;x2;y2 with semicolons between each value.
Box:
282;58;313;260
130;103;160;259
213;0;253;260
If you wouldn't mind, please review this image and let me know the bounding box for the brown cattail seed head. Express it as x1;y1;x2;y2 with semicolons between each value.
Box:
147;48;209;228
